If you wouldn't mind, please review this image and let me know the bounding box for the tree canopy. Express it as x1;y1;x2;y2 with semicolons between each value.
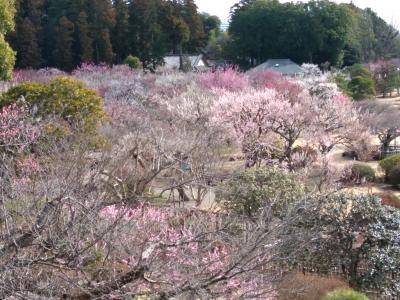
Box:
7;0;207;71
0;0;16;80
4;0;400;72
228;0;400;69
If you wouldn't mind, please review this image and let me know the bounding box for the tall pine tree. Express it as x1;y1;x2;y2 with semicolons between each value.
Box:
86;0;115;64
112;0;130;63
16;18;42;68
129;0;166;70
181;0;205;52
53;16;75;71
7;0;43;69
77;11;93;63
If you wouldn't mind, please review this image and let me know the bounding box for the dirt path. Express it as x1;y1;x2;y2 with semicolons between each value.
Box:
150;185;220;211
376;95;400;108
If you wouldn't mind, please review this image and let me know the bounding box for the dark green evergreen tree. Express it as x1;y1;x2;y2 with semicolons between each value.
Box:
128;0;166;70
201;13;221;38
53;16;75;71
77;11;93;63
16;18;42;68
8;0;44;69
112;0;130;63
179;0;205;52
86;0;115;64
228;0;353;68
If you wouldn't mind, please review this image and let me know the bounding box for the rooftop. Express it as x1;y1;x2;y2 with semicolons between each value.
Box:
250;59;304;75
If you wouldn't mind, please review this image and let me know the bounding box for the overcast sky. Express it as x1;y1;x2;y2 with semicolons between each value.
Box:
195;0;400;27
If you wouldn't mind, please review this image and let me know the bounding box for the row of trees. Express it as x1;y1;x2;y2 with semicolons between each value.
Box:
228;0;400;68
6;0;220;71
3;0;400;74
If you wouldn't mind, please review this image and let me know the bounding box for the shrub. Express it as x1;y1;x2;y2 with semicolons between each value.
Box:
348;64;376;100
379;154;400;178
283;193;400;296
123;55;141;70
1;77;107;132
348;76;376;100
0;82;47;107
216;167;304;218
335;73;351;97
389;164;400;187
323;289;369;300
351;164;375;183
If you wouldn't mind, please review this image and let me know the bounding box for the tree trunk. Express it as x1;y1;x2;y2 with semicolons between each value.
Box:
347;252;359;289
381;136;392;154
177;187;191;202
285;140;295;171
179;44;183;71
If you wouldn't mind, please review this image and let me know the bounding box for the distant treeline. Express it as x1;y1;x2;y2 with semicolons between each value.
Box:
7;0;220;71
228;0;400;68
6;0;400;71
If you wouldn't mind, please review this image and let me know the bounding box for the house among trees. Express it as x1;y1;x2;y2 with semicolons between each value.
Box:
161;54;209;72
249;59;305;76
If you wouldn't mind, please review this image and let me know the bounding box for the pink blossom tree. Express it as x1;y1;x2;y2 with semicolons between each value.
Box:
213;80;364;170
198;67;250;92
248;70;283;88
0;114;283;299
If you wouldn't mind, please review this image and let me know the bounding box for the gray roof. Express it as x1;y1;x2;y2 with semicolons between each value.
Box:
162;55;207;70
250;59;304;75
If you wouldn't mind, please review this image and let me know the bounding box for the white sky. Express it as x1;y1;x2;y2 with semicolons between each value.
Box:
195;0;400;27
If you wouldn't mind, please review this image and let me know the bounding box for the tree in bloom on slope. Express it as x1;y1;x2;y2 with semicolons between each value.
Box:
213;80;365;171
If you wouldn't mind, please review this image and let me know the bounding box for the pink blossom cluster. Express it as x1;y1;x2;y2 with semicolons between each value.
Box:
198;67;250;92
213;76;364;170
72;63;112;75
16;154;41;174
12;68;66;85
100;204;273;298
248;70;283;87
0;104;39;152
